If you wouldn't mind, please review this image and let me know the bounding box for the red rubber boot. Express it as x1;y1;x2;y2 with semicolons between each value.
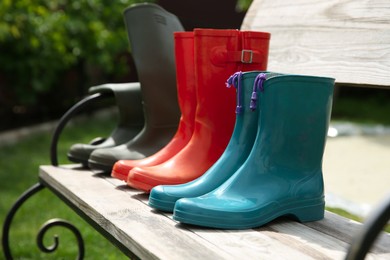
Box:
127;29;270;192
111;32;196;181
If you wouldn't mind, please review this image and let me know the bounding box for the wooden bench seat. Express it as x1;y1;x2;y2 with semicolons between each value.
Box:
39;165;390;259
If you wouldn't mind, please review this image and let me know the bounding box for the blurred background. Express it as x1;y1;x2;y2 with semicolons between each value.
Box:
0;0;389;258
1;0;389;132
0;0;251;132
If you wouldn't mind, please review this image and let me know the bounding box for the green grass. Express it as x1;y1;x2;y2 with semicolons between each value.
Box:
0;112;128;259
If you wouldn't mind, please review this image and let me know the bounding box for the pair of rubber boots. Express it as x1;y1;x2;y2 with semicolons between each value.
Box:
149;71;335;229
68;4;184;171
112;29;271;192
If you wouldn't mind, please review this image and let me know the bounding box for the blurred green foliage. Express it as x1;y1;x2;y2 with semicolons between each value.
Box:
0;0;153;105
236;0;252;11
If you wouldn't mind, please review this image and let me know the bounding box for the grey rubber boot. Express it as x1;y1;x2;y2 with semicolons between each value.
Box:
67;82;144;166
88;3;183;172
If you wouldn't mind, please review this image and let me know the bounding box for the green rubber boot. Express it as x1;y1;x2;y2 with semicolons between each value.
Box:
149;71;263;212
173;71;335;229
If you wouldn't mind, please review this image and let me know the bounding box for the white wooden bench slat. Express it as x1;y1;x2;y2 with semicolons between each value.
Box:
39;165;390;259
39;165;232;260
107;167;390;255
241;0;390;88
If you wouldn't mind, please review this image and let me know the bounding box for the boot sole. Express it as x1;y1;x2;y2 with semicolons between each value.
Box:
67;154;89;168
173;198;325;229
148;196;176;212
88;159;114;173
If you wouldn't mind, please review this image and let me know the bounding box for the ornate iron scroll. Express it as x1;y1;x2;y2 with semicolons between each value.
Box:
2;183;85;259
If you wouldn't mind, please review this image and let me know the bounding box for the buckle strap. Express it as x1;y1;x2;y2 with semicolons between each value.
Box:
226;49;262;64
211;47;264;65
241;50;253;63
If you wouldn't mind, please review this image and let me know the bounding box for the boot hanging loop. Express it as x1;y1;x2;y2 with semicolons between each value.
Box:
226;71;243;114
250;73;267;111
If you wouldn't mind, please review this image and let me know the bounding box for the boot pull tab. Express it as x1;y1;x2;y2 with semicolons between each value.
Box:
250;73;267;111
226;71;243;114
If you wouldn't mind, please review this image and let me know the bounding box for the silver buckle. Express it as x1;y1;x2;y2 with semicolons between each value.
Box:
241;50;253;63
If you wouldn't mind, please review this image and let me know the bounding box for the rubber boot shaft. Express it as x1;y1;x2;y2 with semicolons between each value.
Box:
149;71;261;212
112;32;196;180
88;3;184;172
174;72;334;229
127;29;270;192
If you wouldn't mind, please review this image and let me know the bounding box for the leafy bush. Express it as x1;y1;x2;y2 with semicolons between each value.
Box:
0;0;153;105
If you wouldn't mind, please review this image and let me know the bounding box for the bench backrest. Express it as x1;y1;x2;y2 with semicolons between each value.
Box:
241;0;390;89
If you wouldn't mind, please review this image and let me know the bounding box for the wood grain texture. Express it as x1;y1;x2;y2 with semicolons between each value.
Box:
241;0;390;87
39;165;390;259
39;165;231;260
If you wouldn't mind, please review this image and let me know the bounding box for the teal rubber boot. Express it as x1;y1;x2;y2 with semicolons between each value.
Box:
149;71;263;212
173;72;334;229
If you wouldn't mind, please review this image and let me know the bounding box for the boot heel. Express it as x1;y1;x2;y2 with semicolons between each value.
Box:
288;202;325;223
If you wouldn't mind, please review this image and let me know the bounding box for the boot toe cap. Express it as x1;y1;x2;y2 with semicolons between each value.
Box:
112;160;133;180
148;185;178;212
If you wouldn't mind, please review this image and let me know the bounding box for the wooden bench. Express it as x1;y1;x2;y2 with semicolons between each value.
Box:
4;0;390;259
241;0;390;89
38;165;389;259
